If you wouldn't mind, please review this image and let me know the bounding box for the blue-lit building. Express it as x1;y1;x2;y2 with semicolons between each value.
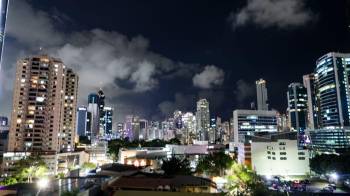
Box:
287;83;308;133
315;52;350;127
76;106;91;138
306;128;350;154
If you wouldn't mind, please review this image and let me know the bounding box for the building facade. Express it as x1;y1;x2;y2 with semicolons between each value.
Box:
287;83;308;132
303;73;320;129
87;93;100;139
8;55;78;152
315;52;350;127
256;79;269;110
196;99;210;141
233;110;277;145
250;132;310;176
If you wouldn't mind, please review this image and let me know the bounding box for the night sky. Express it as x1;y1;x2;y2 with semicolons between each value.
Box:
0;0;350;122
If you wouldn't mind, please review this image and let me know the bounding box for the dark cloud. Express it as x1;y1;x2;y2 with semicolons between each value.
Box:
229;0;314;29
158;93;196;118
233;79;255;108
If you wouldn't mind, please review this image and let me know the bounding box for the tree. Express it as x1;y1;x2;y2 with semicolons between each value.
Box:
14;154;48;183
81;162;96;170
196;151;234;176
61;189;79;196
0;177;18;186
161;156;192;176
226;163;274;196
310;153;350;175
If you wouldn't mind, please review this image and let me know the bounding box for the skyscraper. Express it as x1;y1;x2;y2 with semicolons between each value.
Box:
315;52;350;127
196;99;210;141
76;106;89;137
125;115;140;141
103;106;113;137
303;73;320;129
256;79;269;110
98;89;105;136
60;68;79;151
0;0;8;66
182;112;196;144
8;55;78;152
87;93;99;138
287;83;308;132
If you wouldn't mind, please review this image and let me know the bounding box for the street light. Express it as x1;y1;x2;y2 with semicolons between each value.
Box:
36;178;49;196
330;172;338;181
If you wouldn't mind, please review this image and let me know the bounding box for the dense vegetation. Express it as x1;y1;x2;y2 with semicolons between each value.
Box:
310;153;350;175
196;151;234;176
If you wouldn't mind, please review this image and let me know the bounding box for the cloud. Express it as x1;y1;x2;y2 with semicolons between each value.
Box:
233;79;255;107
192;65;224;89
1;0;203;120
229;0;314;29
158;93;196;117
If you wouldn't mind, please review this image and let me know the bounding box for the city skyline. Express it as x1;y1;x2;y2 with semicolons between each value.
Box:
0;0;349;123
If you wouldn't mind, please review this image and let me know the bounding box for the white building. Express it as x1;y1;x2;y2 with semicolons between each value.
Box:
249;132;309;176
256;79;269;110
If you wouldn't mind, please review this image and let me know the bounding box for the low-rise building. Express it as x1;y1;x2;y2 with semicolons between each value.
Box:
238;132;309;177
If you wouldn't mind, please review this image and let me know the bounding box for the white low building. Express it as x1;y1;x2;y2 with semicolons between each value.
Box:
241;132;310;177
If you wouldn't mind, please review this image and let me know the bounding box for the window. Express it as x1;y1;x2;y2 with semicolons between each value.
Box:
279;142;286;145
280;157;287;160
298;157;305;160
298;152;305;155
280;152;287;155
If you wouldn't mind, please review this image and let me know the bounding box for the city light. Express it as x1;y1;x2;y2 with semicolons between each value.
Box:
330;172;338;181
37;178;49;189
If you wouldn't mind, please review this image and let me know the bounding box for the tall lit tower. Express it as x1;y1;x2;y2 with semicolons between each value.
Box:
87;93;99;139
256;79;268;110
8;55;78;152
287;83;308;132
303;73;320;129
315;52;350;127
0;0;8;67
98;89;105;136
196;99;210;141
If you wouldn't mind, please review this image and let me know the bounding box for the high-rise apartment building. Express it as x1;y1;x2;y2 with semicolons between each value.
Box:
256;79;269;110
287;83;308;132
8;55;78;152
303;73;320;129
60;68;78;150
315;52;350;127
196;99;210;141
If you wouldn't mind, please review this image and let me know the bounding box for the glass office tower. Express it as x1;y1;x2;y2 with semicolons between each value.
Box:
315;52;350;127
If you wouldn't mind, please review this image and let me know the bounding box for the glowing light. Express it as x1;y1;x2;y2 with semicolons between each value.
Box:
37;178;49;189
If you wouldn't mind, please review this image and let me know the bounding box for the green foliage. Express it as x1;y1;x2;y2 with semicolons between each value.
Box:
161;156;192;176
60;188;80;196
0;177;18;186
196;151;234;176
310;153;350;175
225;162;278;196
13;154;48;183
57;172;65;179
81;162;96;170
